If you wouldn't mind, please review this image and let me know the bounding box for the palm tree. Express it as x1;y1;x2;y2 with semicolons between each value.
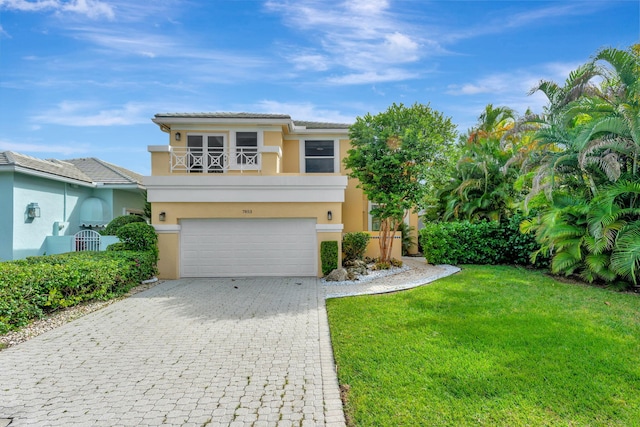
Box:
572;47;640;181
520;45;640;286
438;105;519;222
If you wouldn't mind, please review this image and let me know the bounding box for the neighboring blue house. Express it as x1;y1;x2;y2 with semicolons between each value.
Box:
0;151;146;261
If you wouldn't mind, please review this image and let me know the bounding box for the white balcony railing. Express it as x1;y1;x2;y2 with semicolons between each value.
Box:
170;147;259;173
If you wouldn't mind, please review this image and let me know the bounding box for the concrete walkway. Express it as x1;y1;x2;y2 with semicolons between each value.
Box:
0;259;459;427
324;257;460;299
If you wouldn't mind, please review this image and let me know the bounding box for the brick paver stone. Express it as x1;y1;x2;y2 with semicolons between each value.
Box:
0;277;346;426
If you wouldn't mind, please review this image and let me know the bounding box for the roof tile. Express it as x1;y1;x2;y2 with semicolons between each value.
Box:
0;151;143;187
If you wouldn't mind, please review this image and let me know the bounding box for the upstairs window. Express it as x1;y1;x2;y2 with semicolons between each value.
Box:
187;134;225;173
304;140;335;173
235;131;258;166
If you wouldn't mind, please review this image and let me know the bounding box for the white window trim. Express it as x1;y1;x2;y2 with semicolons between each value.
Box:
123;208;145;216
368;201;378;232
185;130;263;172
230;129;262;171
185;132;227;173
299;138;339;173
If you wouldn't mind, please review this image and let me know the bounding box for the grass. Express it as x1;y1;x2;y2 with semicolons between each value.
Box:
326;265;640;426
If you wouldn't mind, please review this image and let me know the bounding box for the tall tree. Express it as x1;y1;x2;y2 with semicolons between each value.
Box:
345;103;457;262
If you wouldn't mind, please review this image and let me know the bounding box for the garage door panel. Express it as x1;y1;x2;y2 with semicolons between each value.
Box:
180;219;317;277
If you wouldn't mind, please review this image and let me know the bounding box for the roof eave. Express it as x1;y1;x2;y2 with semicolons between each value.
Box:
0;165;95;187
152;116;294;128
95;183;146;190
290;128;350;136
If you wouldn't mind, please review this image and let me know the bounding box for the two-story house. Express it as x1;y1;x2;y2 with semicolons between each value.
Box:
145;113;419;279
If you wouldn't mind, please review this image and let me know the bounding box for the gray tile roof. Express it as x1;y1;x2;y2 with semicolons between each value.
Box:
65;158;144;185
0;151;143;187
293;120;351;129
152;112;351;129
154;112;292;119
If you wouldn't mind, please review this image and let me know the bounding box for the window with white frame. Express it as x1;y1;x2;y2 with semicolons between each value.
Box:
182;131;261;172
234;131;258;166
368;202;382;231
303;139;337;173
187;134;225;173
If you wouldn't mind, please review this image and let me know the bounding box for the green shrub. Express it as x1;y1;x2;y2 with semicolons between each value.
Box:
321;241;339;276
420;217;549;267
115;222;158;262
390;258;403;268
0;251;157;334
342;232;370;263
102;215;146;236
374;260;391;270
106;242;127;251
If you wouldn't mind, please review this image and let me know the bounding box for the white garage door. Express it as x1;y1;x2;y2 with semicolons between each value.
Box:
180;218;317;277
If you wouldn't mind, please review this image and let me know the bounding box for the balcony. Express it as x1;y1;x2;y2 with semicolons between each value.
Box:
170;147;259;173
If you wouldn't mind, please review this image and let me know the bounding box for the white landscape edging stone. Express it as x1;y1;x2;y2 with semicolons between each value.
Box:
324;263;461;299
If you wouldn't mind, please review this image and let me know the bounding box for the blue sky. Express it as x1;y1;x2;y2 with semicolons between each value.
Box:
0;0;638;175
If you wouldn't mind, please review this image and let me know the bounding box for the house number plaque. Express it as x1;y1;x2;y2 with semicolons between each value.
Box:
242;210;253;214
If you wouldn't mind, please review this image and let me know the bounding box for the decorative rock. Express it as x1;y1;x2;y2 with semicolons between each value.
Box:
324;268;349;282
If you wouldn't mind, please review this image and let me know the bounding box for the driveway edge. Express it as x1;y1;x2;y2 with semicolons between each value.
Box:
317;284;347;426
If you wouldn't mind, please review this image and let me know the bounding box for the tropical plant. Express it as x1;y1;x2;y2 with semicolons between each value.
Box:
433;105;520;222
517;45;640;287
397;222;416;256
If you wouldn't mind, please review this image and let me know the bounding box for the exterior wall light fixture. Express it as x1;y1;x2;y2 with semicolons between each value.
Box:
175;132;181;141
27;202;41;219
327;210;332;221
159;211;166;222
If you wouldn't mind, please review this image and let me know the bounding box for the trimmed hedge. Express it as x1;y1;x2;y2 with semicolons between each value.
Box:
321;241;339;276
0;251;156;334
112;222;159;262
420;215;549;267
101;215;146;236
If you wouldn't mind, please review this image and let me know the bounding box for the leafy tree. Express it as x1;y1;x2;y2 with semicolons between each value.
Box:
344;103;457;262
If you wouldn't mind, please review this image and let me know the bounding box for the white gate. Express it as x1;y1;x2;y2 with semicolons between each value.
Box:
74;229;101;252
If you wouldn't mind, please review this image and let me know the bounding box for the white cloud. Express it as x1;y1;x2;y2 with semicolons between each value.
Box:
253;100;354;124
345;0;389;15
443;61;584;122
0;139;90;156
289;53;330;71
327;69;418;85
446;61;578;97
0;0;115;19
443;3;603;43
59;0;114;19
446;74;513;96
265;0;429;83
32;101;151;126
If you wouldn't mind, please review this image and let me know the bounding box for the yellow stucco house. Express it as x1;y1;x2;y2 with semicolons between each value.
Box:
144;112;419;279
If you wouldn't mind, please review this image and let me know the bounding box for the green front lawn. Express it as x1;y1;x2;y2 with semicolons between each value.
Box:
327;265;640;426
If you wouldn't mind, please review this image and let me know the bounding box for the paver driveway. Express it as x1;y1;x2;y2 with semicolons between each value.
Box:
0;277;345;426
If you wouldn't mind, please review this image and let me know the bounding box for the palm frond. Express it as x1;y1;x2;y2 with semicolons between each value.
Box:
594;47;639;91
610;222;640;285
552;250;582;275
